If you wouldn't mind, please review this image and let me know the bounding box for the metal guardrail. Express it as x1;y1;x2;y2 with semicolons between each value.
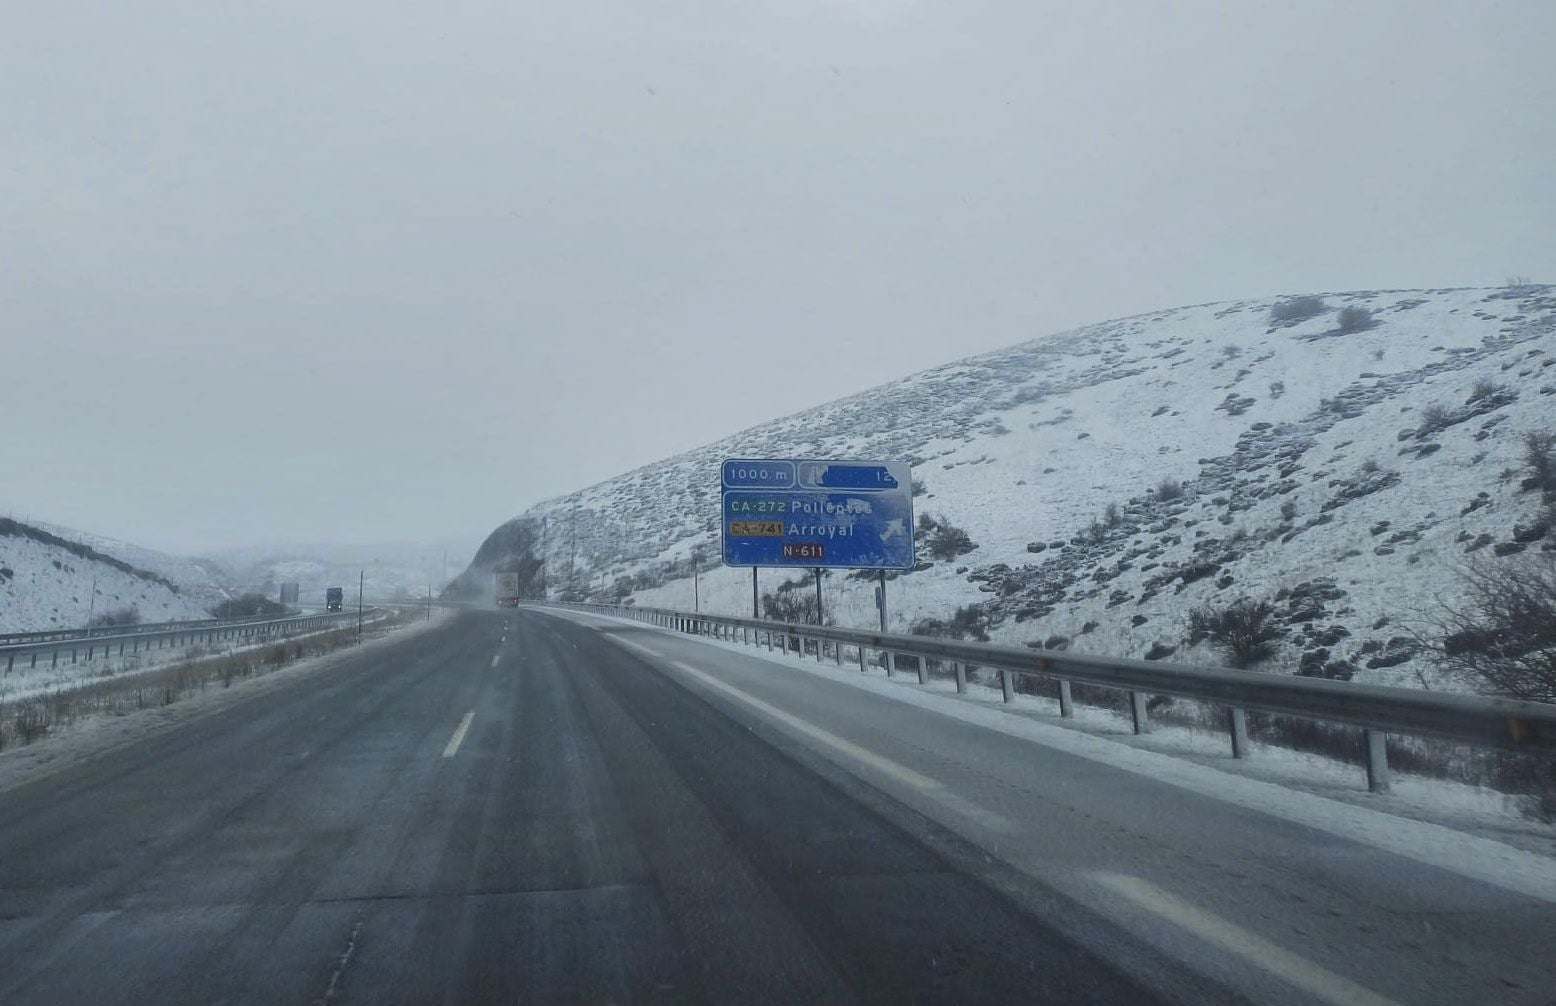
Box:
0;613;295;647
1;609;377;677
544;602;1556;794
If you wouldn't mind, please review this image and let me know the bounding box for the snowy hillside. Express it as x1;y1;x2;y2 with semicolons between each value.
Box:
463;285;1556;689
30;520;233;612
0;519;217;632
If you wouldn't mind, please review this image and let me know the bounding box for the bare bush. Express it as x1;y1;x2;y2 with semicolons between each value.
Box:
1418;402;1453;434
917;513;977;561
1469;377;1507;403
1526;431;1556;497
1269;296;1328;324
1334;305;1376;333
910;606;990;642
1186;598;1281;668
1437;556;1556;704
89;605;141;629
761;575;823;624
1155;478;1184;501
16;703;50;744
209;593;288;619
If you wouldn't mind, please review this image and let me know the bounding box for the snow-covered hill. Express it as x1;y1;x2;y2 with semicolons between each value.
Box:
462;285;1556;689
0;519;219;632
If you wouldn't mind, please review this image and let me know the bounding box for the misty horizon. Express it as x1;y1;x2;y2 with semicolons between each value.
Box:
6;1;1552;554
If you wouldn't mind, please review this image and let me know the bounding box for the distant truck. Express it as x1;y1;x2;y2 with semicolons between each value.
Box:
494;572;522;608
325;587;344;612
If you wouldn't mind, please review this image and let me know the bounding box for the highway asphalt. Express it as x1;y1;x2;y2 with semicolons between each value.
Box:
0;607;1550;1004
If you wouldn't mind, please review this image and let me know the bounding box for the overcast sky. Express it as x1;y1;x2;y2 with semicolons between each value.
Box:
4;1;1552;555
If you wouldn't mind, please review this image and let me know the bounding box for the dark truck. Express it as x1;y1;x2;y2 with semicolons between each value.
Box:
325;587;344;612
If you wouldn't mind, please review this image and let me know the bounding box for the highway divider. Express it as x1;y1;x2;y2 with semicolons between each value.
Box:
1;610;375;678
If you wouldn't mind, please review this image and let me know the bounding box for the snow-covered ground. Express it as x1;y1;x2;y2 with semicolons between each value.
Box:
470;285;1556;693
0;519;215;633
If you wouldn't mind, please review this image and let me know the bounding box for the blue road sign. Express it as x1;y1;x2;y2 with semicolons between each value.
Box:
721;459;915;569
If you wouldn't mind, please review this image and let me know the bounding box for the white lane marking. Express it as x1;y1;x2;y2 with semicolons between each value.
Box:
676;660;940;790
442;711;475;758
618;641;941;790
1092;873;1402;1006
597;636;1021;831
490;654;501;669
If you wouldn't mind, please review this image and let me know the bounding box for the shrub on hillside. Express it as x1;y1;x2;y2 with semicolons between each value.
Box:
1417;402;1454;435
1525;431;1556;498
1334;305;1377;333
761;574;823;624
1438;556;1556;704
209;594;289;619
1186;598;1281;668
1155;478;1184;502
1434;555;1556;820
910;606;990;642
917;514;977;561
89;605;141;629
1469;377;1508;404
1269;296;1328;325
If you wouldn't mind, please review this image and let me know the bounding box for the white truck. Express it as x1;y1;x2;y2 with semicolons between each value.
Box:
494;571;522;608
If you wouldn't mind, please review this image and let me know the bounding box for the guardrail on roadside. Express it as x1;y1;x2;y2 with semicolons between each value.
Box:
0;609;379;678
0;613;302;647
542;601;1556;794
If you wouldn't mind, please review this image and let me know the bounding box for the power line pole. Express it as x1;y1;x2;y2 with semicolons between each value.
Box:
814;568;824;624
357;570;364;639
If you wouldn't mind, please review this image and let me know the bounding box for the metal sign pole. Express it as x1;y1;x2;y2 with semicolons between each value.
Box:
751;567;759;618
878;570;887;633
814;568;823;624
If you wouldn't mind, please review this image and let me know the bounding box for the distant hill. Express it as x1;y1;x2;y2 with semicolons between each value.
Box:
461;284;1556;690
207;535;482;608
0;518;221;632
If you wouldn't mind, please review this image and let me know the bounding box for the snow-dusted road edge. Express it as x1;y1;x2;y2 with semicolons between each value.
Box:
544;606;1556;901
0;610;451;795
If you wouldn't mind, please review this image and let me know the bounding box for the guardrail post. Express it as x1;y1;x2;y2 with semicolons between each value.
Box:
1228;707;1249;758
71;647;78;664
833;642;841;666
1129;691;1151;734
766;630;775;652
917;657;927;685
885;651;895;677
1364;730;1391;792
954;661;966;694
815;638;823;663
1000;668;1014;703
52;650;59;668
1058;680;1074;717
5;653;12;675
858;645;867;672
